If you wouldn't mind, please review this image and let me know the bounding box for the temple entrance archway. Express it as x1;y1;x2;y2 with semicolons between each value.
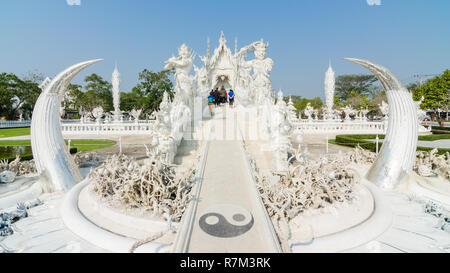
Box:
212;74;232;91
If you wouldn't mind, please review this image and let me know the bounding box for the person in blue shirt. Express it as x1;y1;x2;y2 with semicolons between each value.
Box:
228;89;235;107
208;91;215;115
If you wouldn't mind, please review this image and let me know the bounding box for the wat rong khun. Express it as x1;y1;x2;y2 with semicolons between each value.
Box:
0;32;449;253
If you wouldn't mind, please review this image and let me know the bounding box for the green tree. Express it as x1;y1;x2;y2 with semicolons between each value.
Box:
0;73;21;119
335;74;378;102
81;74;113;112
21;71;44;119
412;70;450;111
346;91;370;109
293;97;324;113
65;84;84;110
130;69;174;113
0;73;41;120
120;90;145;112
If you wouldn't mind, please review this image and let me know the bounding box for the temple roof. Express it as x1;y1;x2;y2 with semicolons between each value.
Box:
209;31;235;71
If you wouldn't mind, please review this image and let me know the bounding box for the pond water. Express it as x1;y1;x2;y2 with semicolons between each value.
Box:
0;146;33;160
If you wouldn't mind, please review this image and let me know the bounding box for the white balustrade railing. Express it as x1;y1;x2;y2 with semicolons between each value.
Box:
0;120;32;128
294;120;387;134
61;121;155;135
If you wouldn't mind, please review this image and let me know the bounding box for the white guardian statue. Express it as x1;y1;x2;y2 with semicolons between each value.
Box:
164;44;195;109
243;39;274;105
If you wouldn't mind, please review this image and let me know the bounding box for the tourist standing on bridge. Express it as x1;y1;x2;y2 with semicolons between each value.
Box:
208;91;215;116
219;86;227;105
213;88;220;106
228;89;235;107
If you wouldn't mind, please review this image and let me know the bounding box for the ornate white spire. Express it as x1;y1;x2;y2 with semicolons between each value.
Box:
324;61;335;110
219;31;227;48
112;63;121;121
207;37;210;59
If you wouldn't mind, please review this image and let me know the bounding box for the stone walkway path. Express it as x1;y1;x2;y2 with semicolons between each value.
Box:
185;106;280;253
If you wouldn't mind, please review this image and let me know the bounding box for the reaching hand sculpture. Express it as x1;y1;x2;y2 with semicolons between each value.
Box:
345;58;418;189
31;59;103;192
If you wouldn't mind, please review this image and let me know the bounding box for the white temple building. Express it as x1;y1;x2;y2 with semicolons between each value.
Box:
194;31;274;106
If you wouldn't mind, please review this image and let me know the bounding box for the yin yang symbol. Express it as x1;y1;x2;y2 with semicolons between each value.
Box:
199;204;254;238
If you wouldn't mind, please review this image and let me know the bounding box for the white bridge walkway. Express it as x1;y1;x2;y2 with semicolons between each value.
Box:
175;106;281;253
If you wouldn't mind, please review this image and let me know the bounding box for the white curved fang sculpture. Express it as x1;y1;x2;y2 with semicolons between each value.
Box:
31;59;103;192
344;58;418;190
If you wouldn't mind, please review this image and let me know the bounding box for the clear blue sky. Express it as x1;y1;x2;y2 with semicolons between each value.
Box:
1;0;449;99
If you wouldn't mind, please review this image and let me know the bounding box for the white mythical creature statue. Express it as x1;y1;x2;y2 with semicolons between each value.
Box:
342;105;355;121
361;107;369;122
193;65;209;98
92;106;104;123
313;109;319;121
287;97;298;123
164;44;195;108
242;39;274;105
379;100;389;120
151;92;177;164
270;90;293;172
304;103;314;122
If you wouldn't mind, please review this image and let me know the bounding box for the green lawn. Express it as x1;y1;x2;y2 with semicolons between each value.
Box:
418;134;450;141
336;134;450;141
0;139;116;152
0;127;31;138
331;134;450;155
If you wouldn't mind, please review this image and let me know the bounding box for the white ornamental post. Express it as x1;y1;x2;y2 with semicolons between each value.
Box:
375;135;379;155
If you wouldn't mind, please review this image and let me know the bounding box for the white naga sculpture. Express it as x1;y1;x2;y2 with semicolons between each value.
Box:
304;103;314;122
112;63;122;122
165;44;195;109
345;58;418;189
31;59;103;192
